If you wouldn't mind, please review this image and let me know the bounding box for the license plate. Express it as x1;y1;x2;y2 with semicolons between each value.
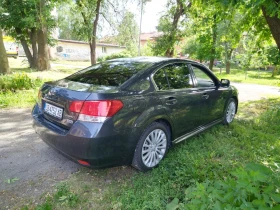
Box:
44;103;63;119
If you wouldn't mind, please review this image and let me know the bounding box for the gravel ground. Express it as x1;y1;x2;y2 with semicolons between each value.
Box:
0;83;279;209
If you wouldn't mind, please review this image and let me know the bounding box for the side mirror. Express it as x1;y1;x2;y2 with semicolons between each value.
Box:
220;79;230;87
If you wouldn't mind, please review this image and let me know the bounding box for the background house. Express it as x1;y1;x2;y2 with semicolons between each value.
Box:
50;39;126;61
139;32;162;46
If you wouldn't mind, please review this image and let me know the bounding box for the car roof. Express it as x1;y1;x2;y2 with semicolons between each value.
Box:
108;56;197;64
107;57;211;70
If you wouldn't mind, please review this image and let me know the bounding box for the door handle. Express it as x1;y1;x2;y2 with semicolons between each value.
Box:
166;97;177;105
202;93;209;99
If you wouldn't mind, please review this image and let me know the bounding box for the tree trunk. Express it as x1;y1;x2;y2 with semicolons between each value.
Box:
37;0;50;71
226;61;230;74
37;27;50;71
165;48;174;57
209;59;214;70
90;0;102;65
15;28;36;69
30;28;38;69
272;66;278;77
262;6;280;50
225;49;233;74
0;29;10;74
209;14;217;71
164;0;184;57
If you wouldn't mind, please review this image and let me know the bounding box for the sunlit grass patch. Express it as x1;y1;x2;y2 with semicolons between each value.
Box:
214;68;280;86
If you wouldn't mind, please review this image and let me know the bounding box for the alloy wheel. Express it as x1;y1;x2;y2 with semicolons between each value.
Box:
141;129;167;168
226;101;236;123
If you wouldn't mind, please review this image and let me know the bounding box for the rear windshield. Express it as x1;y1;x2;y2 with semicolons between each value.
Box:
66;60;152;87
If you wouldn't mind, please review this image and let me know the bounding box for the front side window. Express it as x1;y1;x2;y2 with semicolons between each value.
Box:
153;63;193;90
192;65;215;88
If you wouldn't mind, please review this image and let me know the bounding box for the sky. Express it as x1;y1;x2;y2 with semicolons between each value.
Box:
132;0;167;33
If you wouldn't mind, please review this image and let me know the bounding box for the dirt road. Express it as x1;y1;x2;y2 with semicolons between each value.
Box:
0;83;279;209
0;109;80;208
232;82;280;102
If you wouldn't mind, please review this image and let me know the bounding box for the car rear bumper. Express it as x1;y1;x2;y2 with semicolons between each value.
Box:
32;104;137;168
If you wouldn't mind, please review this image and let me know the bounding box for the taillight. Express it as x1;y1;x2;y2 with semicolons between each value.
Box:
69;101;83;113
69;100;123;123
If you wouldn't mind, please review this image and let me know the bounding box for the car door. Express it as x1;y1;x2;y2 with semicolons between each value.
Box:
190;64;229;125
152;62;204;139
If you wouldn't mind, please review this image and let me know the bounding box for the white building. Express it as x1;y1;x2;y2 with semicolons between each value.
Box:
50;39;126;61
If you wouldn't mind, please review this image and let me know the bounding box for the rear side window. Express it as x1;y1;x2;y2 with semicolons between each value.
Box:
153;63;193;90
66;61;152;87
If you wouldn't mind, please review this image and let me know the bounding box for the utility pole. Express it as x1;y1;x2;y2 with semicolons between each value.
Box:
138;0;144;56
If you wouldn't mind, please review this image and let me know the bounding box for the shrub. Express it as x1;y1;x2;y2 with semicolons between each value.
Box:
97;51;133;62
167;163;280;209
0;73;43;92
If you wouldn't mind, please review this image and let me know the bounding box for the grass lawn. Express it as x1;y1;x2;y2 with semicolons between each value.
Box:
7;57;89;81
0;58;89;108
20;98;280;210
214;68;280;87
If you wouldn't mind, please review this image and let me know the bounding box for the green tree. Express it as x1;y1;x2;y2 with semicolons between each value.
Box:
198;0;280;51
267;46;280;77
115;11;138;54
0;29;10;74
219;11;245;74
183;36;217;63
0;0;56;70
152;0;189;57
57;1;82;41
0;5;10;74
72;0;130;65
188;2;227;70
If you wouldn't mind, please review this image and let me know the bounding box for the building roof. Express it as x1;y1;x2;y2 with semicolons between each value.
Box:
140;32;163;41
57;39;126;48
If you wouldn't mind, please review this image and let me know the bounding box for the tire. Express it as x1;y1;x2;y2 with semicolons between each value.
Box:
132;122;170;172
223;98;237;125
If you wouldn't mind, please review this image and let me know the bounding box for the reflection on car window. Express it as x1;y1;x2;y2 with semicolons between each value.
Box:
153;68;169;90
153;63;193;90
192;66;214;88
127;77;151;93
66;61;152;87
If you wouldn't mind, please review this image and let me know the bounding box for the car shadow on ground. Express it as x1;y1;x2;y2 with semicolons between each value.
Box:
0;109;137;209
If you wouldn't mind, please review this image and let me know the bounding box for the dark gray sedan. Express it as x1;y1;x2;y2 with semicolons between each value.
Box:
32;57;238;171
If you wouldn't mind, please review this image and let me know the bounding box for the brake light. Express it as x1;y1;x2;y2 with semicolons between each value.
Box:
69;100;123;123
69;101;84;113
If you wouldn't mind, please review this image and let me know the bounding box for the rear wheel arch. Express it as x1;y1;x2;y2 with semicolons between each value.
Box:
132;120;171;171
155;119;173;146
132;106;174;134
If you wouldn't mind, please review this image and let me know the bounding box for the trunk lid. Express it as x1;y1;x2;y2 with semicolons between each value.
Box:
39;79;119;129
